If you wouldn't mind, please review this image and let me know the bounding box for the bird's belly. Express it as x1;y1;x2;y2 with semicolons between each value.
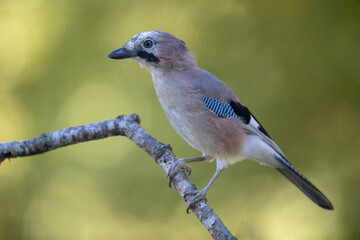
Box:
164;105;245;159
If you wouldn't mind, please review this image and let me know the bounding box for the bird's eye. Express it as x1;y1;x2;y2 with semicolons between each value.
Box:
143;39;153;48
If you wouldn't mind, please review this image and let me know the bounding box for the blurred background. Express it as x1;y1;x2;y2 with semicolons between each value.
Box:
0;0;359;239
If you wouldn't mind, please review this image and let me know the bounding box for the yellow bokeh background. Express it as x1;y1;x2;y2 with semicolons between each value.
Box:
0;0;359;239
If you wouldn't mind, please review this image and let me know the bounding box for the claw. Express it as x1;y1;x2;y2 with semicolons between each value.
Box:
167;158;192;188
185;189;208;213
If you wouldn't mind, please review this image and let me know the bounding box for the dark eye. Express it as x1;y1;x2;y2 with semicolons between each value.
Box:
143;39;153;48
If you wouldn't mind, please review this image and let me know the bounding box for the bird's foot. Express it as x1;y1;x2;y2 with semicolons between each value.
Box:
167;158;192;188
185;188;208;213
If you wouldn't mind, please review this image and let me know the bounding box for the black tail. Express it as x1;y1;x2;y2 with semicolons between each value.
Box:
276;161;333;210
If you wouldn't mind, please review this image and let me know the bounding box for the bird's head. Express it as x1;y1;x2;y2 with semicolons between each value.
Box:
108;31;196;72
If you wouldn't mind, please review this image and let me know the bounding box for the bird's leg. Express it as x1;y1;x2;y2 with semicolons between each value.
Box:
167;154;212;187
185;160;227;213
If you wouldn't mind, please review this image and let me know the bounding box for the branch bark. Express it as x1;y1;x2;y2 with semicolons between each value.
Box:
0;114;237;240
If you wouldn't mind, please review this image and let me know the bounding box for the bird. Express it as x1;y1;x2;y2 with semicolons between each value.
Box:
108;31;333;211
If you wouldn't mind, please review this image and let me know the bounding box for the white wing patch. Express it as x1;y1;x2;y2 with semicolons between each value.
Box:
245;114;285;157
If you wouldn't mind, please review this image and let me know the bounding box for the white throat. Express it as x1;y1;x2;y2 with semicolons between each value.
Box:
137;60;164;82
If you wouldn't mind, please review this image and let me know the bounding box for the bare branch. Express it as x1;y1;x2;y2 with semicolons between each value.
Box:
0;114;237;240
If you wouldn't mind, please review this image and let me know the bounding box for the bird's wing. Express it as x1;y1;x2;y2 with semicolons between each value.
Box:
194;69;284;156
201;96;285;157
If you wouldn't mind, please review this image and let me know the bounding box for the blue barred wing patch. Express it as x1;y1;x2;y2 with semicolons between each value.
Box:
201;96;270;138
201;97;237;119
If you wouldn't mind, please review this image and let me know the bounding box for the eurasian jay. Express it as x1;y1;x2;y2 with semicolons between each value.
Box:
108;31;333;211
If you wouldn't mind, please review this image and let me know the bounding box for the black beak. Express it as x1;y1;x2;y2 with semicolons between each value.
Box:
108;48;137;59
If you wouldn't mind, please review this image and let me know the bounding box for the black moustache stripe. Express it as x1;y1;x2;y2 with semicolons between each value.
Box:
137;51;160;63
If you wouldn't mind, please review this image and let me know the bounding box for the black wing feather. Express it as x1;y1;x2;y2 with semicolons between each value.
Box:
229;100;271;138
229;100;251;124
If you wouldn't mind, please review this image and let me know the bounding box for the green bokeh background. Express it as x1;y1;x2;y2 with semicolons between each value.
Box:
0;0;359;239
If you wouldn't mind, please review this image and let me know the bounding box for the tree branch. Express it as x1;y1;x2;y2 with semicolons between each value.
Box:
0;114;237;240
